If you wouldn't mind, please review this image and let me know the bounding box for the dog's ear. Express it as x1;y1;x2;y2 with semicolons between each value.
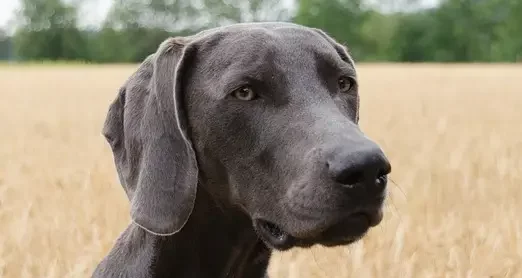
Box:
311;28;360;123
102;37;198;235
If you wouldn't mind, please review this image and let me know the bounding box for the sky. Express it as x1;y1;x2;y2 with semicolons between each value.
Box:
0;0;20;27
0;0;440;32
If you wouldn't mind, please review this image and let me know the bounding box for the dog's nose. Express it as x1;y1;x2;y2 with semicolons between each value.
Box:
327;144;391;191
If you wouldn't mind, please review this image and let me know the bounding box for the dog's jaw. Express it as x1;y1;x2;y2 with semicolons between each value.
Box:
253;207;384;251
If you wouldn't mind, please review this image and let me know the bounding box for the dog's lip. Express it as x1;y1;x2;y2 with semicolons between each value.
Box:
365;209;383;227
315;212;371;241
254;209;383;250
254;219;295;251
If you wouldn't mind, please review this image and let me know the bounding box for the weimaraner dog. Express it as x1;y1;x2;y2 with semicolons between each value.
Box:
93;22;391;278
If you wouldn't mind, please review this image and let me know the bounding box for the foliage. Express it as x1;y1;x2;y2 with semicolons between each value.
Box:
12;0;89;61
3;0;522;62
294;0;369;59
0;29;11;60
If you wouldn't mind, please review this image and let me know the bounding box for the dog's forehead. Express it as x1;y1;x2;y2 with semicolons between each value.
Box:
195;24;344;68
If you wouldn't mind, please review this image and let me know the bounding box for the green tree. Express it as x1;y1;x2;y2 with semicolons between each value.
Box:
89;0;193;63
13;0;88;61
0;29;10;60
483;0;522;61
357;10;400;61
428;0;522;62
8;0;522;63
91;0;291;63
202;0;291;27
294;0;522;62
293;0;371;60
386;10;438;62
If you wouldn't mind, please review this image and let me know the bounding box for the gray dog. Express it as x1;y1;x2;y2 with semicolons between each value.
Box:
93;22;391;278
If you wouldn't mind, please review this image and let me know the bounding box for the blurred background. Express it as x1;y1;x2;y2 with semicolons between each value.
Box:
1;0;522;63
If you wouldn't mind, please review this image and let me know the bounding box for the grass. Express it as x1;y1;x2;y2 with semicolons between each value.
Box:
0;63;521;278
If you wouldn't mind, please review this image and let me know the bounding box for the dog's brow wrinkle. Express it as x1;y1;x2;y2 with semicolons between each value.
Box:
336;48;350;62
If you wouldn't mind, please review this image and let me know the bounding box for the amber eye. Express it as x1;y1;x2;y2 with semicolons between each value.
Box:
232;86;257;101
338;77;354;93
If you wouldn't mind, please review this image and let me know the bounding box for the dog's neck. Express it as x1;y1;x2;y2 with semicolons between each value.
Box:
152;187;272;277
94;186;271;278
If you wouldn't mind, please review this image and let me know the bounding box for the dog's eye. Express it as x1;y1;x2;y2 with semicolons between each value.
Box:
338;77;355;93
232;86;257;101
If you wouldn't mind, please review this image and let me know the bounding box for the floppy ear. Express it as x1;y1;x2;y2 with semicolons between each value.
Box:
311;28;360;123
102;37;198;236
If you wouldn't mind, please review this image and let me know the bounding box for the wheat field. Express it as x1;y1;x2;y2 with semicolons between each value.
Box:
0;63;521;278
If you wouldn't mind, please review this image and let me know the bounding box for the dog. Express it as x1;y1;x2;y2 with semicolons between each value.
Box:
92;22;391;278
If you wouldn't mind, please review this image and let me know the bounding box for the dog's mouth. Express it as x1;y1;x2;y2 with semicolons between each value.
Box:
254;210;383;251
254;219;296;250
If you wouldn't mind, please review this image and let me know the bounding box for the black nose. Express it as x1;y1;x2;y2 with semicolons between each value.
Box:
327;143;391;191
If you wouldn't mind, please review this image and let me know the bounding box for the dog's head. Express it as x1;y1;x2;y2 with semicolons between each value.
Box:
103;22;391;251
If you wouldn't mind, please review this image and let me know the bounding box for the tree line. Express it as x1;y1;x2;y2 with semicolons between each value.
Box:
1;0;521;63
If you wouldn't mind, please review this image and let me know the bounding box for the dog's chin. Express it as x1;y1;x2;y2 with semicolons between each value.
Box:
254;210;382;251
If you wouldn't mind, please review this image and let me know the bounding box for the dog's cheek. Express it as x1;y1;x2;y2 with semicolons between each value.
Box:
331;96;358;123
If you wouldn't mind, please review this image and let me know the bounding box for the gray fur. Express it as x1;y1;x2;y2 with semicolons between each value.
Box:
93;22;391;278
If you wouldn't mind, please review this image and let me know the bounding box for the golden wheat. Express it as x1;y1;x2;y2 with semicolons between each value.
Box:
0;64;521;278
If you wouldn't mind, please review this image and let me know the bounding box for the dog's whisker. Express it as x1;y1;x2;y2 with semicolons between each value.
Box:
386;193;404;225
384;194;397;215
383;195;399;221
389;177;407;199
385;193;398;213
